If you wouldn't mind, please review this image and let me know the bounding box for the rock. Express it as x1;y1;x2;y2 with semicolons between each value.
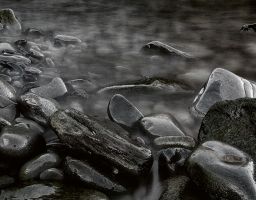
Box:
19;93;60;125
191;68;256;117
46;57;56;68
0;43;15;54
19;152;61;181
24;28;44;38
198;98;256;165
0;54;31;65
0;9;21;35
0;74;11;82
0;126;45;164
0;184;58;200
50;108;153;177
0;79;16;101
14;117;44;134
154;136;196;149
24;66;42;76
141;41;193;58
79;189;109;200
30;77;67;99
187;141;256;200
0;96;16;122
108;94;144;129
40;168;64;181
0;117;11;130
67;79;97;93
0;175;15;188
65;157;126;193
54;34;82;47
159;148;192;177
140;113;186;137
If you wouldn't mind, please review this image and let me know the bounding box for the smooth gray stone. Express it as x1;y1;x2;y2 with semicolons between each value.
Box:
20;152;61;181
14;117;44;134
0;9;21;35
140;113;186;137
67;79;97;93
79;189;109;200
0;79;16;101
0;175;15;189
191;68;256;117
24;66;42;76
40;168;64;181
0;43;15;54
0;54;31;65
54;34;82;47
30;77;67;99
0;103;16;122
187;141;256;200
50;108;153;177
108;94;144;129
65;157;126;193
0;126;46;163
141;41;193;58
19;93;60;125
0;184;58;200
154;136;196;149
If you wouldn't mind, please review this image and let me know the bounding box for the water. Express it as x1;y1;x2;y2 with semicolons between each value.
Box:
1;0;256;199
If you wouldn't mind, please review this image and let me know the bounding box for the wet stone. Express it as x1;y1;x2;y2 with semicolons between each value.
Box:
140;113;186;137
154;136;196;149
14;117;44;134
30;77;67;99
79;189;109;200
20;152;61;181
65;157;126;193
0;74;12;82
0;43;15;54
54;34;82;47
24;28;44;38
141;41;193;59
187;141;256;200
198;98;256;165
159;148;191;177
0;79;16;101
24;66;42;76
0;54;31;65
0;9;21;35
0;101;17;122
40;168;64;181
19;93;60;125
0;126;46;164
191;68;256;117
0;175;15;189
108;94;144;129
50;108;153;177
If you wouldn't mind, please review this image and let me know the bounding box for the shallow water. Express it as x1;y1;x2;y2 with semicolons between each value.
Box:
1;0;256;199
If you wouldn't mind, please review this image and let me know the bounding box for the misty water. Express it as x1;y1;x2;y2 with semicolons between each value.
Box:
1;0;256;199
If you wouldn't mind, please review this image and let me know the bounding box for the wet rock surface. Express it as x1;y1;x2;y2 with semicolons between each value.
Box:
40;168;64;181
199;98;256;163
187;141;256;200
154;136;195;149
0;9;21;35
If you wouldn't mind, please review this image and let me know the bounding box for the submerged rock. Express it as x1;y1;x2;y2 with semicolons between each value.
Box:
30;77;67;99
198;98;256;164
140;113;186;137
19;93;60;125
40;168;64;181
54;34;82;47
187;141;256;200
141;41;193;59
14;117;44;134
108;94;143;129
0;54;31;65
50;108;153;177
191;68;256;117
0;126;45;164
65;157;126;193
19;152;61;181
0;43;15;54
0;9;21;35
154;136;196;149
79;189;109;200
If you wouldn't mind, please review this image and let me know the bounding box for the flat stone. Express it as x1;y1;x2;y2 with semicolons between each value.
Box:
191;68;256;117
65;157;126;193
198;98;256;165
108;94;143;129
0;126;46;164
141;41;193;58
187;141;256;200
20;152;61;181
19;93;60;125
30;77;67;99
40;168;64;181
154;136;196;149
140;113;186;137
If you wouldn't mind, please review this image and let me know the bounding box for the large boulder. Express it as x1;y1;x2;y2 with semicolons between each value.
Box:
0;9;21;35
198;98;256;163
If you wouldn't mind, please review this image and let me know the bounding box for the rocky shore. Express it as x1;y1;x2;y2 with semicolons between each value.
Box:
0;8;256;200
